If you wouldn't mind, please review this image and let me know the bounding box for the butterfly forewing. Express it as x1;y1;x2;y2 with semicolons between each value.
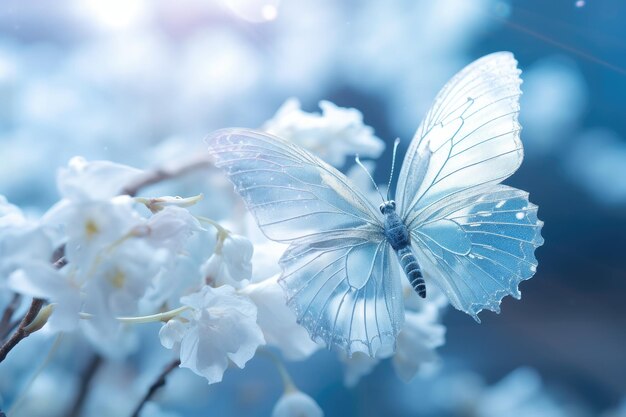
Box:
396;52;524;229
207;129;382;242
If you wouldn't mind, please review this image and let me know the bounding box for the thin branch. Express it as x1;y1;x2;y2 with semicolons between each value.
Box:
121;156;213;197
130;359;181;417
53;255;67;269
0;293;22;341
0;298;45;363
68;354;103;417
3;318;21;339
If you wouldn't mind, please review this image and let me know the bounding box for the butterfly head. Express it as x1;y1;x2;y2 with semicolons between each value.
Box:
379;200;396;214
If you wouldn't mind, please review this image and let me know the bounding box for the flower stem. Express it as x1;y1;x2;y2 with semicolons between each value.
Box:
0;298;45;364
68;354;103;417
258;348;298;393
0;293;22;341
130;358;181;417
79;306;190;324
196;215;229;235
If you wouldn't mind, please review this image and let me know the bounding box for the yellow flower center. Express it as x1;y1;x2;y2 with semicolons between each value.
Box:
85;219;99;239
109;269;126;288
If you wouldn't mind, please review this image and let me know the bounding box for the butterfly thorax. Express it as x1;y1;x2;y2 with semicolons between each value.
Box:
380;201;410;251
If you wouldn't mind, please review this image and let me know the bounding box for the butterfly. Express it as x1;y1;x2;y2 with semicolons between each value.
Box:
206;52;544;357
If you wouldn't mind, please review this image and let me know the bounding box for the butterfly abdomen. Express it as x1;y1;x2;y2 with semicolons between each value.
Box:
396;246;426;298
381;203;426;298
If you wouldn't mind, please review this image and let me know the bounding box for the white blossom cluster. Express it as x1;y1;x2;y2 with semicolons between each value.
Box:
0;100;446;417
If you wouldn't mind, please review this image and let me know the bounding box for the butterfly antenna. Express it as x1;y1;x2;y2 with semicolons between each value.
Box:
387;138;401;201
355;154;386;203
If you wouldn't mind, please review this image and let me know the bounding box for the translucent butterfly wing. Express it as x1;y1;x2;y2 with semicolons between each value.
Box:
410;185;543;320
206;129;404;355
207;128;382;242
394;52;543;319
279;230;404;356
396;52;524;229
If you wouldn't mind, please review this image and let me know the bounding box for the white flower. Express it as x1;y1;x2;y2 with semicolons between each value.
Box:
58;156;144;201
7;266;81;332
43;196;143;268
83;239;167;321
139;255;203;313
159;285;265;384
1;197;67;316
263;98;385;167
0;195;26;228
340;352;379;388
201;232;253;288
475;368;573;417
272;390;324;417
392;309;445;382
240;275;320;361
136;206;203;253
0;223;55;279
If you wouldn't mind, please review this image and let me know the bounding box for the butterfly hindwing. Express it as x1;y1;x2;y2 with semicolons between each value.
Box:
279;230;404;356
411;185;543;320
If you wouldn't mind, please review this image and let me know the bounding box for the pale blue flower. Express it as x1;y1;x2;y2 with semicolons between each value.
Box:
263;98;385;167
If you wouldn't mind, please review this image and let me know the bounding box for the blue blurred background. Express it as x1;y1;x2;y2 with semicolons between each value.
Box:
0;0;625;416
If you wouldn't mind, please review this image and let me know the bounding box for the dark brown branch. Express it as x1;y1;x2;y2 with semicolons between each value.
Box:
68;354;103;417
0;298;44;363
130;359;181;417
121;156;213;197
0;293;22;341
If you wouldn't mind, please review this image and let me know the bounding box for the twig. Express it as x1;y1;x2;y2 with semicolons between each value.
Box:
53;255;67;269
130;359;181;417
68;354;103;417
2;318;21;340
0;298;44;363
0;293;22;341
121;156;213;197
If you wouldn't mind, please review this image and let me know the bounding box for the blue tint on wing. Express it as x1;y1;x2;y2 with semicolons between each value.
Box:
411;185;543;320
278;229;404;357
393;52;543;319
206;128;382;242
396;52;524;229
